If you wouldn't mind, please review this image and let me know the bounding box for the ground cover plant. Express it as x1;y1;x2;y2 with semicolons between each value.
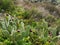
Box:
0;15;60;45
0;0;60;45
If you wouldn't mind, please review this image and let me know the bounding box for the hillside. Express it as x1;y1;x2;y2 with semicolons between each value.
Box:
0;0;60;45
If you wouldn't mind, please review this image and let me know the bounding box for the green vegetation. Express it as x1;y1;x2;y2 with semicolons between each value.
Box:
0;0;60;45
0;15;60;45
0;0;15;12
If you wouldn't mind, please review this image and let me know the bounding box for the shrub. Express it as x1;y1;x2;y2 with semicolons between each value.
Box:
0;16;59;45
0;0;15;11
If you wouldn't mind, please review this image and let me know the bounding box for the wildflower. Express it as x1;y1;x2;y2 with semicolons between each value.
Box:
48;31;52;37
30;29;32;32
17;30;20;32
